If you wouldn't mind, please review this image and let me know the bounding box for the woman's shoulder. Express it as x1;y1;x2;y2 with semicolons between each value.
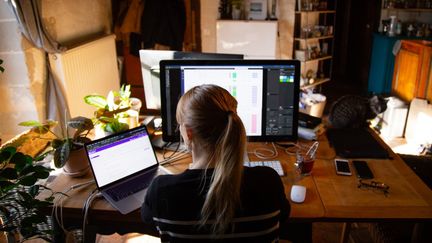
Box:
243;166;282;187
150;169;208;188
244;166;281;179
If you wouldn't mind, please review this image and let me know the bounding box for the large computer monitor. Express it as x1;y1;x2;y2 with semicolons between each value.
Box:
160;59;300;142
139;50;243;110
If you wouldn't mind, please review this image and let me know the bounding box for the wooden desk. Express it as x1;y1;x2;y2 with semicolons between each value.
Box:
42;134;432;242
43;142;324;241
313;132;432;220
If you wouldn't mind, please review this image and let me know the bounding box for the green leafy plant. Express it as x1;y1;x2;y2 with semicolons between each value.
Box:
84;84;132;134
19;116;94;168
0;146;57;241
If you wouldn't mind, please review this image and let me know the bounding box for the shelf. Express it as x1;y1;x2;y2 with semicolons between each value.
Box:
295;10;336;14
301;78;330;90
299;55;332;63
382;8;432;12
295;35;334;41
293;1;336;90
216;19;278;23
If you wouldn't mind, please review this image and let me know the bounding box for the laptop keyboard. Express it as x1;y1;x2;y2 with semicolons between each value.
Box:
244;160;285;176
106;175;152;202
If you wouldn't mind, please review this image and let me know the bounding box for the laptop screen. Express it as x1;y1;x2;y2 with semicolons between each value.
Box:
85;126;159;188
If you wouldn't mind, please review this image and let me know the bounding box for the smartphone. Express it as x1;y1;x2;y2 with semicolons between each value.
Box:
352;160;374;179
335;159;351;176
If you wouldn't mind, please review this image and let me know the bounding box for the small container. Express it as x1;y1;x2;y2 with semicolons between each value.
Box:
295;142;319;175
388;16;397;36
296;150;315;175
396;21;402;35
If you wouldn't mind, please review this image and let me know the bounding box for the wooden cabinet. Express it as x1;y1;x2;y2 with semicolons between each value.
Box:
293;0;336;90
392;40;432;103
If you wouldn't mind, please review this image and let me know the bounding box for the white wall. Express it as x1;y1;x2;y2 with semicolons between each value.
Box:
0;0;111;143
200;0;295;59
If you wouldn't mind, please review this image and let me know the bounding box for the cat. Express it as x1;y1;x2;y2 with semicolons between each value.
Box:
328;95;388;129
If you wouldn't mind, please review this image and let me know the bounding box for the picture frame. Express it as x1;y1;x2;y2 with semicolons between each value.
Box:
307;41;321;60
248;0;267;20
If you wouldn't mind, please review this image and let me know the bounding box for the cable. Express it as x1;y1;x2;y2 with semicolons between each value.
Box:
248;142;279;160
82;189;102;242
51;180;95;235
162;141;182;159
159;150;190;166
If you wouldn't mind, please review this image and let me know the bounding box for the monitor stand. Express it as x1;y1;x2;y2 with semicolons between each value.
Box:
142;116;186;151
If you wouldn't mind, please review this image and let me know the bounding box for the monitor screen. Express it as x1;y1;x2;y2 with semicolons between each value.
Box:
139;50;243;110
160;59;300;142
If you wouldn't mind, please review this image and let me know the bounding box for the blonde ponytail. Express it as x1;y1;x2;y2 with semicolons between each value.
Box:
201;111;246;233
176;85;246;234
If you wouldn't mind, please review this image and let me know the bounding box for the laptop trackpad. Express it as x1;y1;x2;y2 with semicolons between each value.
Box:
106;188;148;215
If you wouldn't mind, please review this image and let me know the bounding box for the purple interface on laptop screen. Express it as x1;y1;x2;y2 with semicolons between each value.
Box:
87;129;158;187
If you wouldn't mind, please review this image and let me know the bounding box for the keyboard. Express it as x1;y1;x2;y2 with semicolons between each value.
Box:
106;175;151;202
244;160;285;176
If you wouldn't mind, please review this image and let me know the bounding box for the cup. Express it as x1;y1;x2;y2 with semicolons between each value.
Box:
129;97;142;113
127;97;142;128
295;149;316;175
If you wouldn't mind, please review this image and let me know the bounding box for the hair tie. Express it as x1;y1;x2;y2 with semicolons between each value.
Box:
226;110;234;116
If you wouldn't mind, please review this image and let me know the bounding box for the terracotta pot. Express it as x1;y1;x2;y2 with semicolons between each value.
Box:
63;147;90;177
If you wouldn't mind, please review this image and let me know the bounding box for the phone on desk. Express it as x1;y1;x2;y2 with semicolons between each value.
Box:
352;160;374;179
335;159;351;176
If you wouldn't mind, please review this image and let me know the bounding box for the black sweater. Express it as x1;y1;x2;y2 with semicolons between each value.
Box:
141;166;290;242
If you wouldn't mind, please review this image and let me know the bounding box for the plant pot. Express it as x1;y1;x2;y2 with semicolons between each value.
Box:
119;110;139;129
63;147;90;177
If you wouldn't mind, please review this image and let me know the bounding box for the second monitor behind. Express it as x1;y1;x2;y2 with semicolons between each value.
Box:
139;50;244;111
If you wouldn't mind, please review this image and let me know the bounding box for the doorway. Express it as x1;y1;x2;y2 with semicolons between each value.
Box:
332;0;382;93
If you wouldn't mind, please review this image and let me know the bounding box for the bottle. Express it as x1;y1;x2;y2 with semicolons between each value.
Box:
396;20;402;35
388;16;397;36
407;24;415;36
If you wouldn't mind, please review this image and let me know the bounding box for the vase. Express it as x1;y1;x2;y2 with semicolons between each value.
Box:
63;147;90;177
232;7;241;20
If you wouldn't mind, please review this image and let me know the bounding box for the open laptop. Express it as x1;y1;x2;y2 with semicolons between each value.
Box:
85;125;169;214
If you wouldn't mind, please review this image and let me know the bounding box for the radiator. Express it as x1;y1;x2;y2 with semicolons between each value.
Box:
49;34;120;118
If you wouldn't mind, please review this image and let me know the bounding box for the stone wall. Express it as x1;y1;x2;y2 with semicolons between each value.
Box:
0;0;111;143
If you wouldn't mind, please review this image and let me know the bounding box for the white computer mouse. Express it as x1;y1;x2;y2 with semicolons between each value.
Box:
290;185;306;203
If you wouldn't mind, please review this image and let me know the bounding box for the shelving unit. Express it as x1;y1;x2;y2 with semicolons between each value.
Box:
379;3;432;36
383;7;432;13
368;2;432;95
293;0;336;90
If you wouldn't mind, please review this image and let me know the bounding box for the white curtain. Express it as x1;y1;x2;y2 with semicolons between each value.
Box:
7;0;70;131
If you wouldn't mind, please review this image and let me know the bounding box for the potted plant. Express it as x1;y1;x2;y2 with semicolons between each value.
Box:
84;84;140;138
0;146;57;242
19;116;94;177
